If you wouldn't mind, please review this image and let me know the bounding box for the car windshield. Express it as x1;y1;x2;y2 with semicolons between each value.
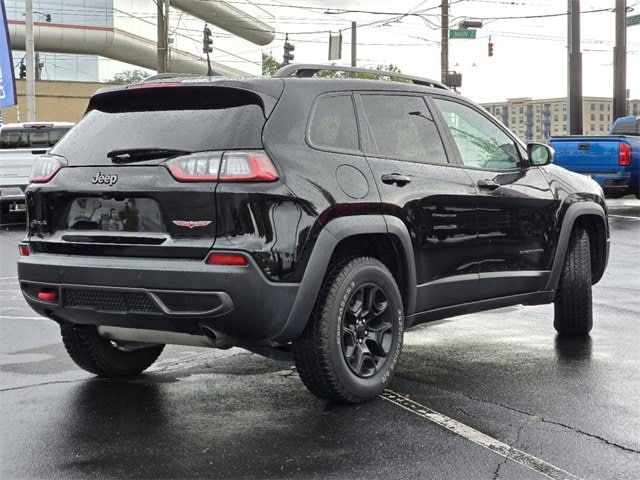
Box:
0;127;71;149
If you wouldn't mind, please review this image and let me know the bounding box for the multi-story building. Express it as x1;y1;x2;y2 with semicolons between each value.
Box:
4;0;264;82
482;97;640;143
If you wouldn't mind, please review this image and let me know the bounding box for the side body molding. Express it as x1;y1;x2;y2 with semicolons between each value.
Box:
270;214;417;343
545;201;609;292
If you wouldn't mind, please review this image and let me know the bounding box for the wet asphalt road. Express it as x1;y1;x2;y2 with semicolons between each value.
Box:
1;200;639;480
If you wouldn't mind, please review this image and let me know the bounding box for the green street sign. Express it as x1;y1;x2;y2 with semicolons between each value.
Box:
450;28;476;39
627;14;640;26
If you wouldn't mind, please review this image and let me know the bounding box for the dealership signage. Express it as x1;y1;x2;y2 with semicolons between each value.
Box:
0;1;17;109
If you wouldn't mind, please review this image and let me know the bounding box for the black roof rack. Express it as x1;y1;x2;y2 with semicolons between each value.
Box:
273;64;448;90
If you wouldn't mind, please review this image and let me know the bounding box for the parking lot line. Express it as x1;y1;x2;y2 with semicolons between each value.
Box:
609;214;640;220
380;390;582;480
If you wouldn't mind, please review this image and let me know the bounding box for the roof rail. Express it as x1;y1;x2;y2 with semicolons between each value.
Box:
273;64;448;90
143;72;221;82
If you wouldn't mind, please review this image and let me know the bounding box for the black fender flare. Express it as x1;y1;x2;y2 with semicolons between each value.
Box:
270;214;416;343
545;202;609;292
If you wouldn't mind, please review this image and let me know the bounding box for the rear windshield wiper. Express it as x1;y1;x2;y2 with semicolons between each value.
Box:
107;148;191;164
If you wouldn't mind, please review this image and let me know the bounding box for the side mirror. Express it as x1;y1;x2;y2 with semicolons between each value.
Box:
527;143;554;166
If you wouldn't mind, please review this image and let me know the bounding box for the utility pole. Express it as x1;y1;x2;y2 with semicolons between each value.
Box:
35;52;41;80
157;0;169;73
25;0;36;122
441;0;449;84
567;0;583;135
351;21;356;67
613;0;627;120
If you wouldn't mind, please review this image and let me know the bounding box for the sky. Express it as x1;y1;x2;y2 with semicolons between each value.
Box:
175;0;640;104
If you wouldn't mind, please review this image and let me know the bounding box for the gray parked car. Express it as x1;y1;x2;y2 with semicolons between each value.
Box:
0;122;73;222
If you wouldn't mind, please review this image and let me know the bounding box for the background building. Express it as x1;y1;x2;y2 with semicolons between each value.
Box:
3;0;265;83
482;97;640;143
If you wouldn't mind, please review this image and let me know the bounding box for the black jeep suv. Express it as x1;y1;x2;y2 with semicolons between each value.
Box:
18;65;609;403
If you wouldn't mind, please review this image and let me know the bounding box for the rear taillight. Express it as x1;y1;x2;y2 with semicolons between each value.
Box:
167;152;221;182
18;244;30;256
619;142;632;167
166;150;278;183
30;155;66;183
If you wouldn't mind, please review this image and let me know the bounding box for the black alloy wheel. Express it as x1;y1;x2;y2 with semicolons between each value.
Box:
292;257;404;403
341;284;394;378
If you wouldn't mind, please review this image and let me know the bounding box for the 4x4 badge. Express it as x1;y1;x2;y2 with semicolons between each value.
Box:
91;172;118;186
172;220;212;229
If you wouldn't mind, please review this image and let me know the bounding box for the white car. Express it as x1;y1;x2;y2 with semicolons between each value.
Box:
0;122;73;222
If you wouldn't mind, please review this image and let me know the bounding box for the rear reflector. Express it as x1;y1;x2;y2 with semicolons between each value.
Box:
619;142;632;167
18;244;30;256
37;290;58;302
166;150;278;183
206;252;249;266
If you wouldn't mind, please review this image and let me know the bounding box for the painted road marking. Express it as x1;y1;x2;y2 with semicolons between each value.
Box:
0;315;46;320
380;390;582;480
609;214;640;220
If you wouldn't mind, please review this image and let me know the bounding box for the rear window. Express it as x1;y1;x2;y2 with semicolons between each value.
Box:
0;127;70;149
52;87;266;165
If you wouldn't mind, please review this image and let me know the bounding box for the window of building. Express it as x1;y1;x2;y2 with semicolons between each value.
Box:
360;94;448;164
600;104;604;111
308;94;359;152
591;104;595;111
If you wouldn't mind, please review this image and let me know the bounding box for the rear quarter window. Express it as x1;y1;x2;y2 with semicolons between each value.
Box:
307;94;360;153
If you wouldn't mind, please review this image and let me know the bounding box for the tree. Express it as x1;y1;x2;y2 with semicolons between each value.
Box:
108;69;151;85
262;52;281;76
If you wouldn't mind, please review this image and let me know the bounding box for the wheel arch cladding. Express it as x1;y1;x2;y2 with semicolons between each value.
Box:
270;214;417;343
546;202;609;291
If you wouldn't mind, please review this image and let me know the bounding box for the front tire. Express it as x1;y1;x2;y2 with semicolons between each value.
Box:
292;257;404;403
61;324;164;377
554;228;593;336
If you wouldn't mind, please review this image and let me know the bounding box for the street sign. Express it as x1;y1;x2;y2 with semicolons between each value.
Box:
450;29;476;39
627;14;640;27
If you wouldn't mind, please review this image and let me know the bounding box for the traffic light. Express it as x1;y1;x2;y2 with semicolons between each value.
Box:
19;61;26;79
283;35;295;65
203;26;213;54
488;37;494;57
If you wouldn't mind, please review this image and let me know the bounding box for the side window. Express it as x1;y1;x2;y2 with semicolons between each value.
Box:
434;98;520;170
308;95;359;152
360;94;448;164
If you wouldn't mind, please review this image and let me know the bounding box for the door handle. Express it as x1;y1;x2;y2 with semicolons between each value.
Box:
477;179;500;191
381;173;412;186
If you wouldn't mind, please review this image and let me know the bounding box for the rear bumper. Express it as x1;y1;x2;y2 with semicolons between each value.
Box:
583;172;631;195
0;186;26;203
17;252;299;344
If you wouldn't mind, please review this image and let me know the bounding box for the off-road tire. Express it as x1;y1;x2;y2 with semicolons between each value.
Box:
292;257;404;403
554;227;593;336
61;324;164;377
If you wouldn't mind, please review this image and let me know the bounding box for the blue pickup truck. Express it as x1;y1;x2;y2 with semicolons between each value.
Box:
549;116;639;198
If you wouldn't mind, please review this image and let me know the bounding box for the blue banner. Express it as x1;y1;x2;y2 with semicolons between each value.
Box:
0;1;17;109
